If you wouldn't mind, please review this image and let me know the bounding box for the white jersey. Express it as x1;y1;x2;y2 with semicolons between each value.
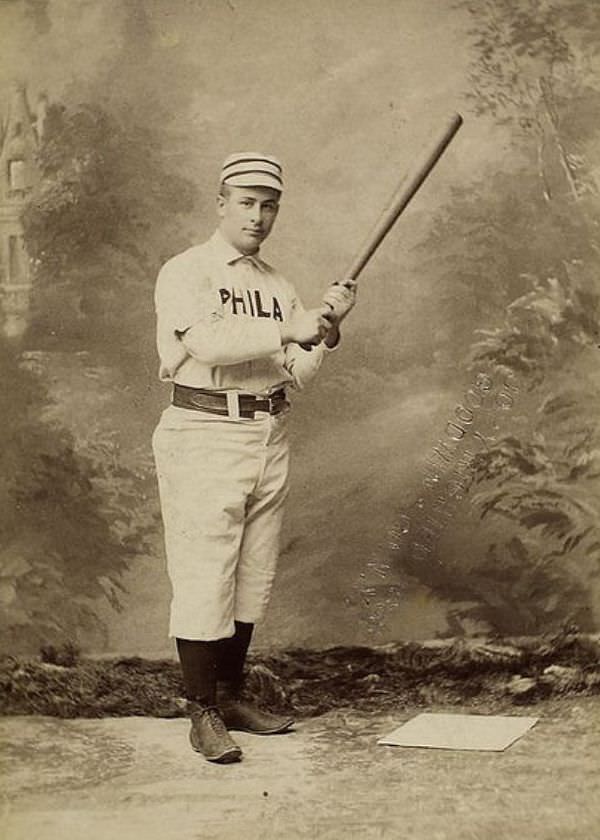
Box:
155;229;332;395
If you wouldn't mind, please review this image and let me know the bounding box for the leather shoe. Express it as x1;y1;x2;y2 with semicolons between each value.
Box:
219;698;294;735
188;703;242;763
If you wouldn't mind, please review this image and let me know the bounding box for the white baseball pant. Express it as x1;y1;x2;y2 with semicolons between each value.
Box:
152;405;290;640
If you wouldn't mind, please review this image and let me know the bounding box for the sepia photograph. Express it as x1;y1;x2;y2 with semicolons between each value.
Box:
0;1;599;838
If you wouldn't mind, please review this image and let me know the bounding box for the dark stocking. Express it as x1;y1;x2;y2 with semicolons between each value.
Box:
175;638;219;706
217;621;254;693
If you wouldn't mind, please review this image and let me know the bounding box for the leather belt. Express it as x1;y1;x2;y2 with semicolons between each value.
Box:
172;384;288;419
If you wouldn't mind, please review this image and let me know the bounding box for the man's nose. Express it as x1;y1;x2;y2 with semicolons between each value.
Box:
249;205;263;224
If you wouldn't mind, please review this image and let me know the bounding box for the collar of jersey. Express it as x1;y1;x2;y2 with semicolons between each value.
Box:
210;229;267;272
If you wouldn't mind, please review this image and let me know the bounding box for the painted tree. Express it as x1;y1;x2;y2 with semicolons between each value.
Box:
460;0;600;632
460;0;600;201
22;100;197;363
1;92;198;650
389;0;600;634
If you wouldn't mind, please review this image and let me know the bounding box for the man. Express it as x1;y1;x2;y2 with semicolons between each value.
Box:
152;152;356;763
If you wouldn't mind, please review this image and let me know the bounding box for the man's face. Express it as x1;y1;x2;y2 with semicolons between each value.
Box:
217;185;280;254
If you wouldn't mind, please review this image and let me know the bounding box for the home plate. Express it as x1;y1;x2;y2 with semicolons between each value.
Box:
378;713;539;752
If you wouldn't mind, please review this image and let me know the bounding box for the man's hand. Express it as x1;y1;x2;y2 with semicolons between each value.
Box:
321;279;357;326
279;307;333;347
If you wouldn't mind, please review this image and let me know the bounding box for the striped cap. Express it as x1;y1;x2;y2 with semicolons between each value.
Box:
220;152;283;192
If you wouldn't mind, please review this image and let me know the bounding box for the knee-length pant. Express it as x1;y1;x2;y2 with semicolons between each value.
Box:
152;406;290;640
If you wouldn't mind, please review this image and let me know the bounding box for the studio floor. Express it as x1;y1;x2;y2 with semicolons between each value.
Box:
1;696;599;840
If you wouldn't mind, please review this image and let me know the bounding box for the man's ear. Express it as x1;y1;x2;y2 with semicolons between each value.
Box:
216;193;226;218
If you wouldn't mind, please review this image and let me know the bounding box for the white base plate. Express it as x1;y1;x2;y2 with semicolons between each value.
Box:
378;712;539;752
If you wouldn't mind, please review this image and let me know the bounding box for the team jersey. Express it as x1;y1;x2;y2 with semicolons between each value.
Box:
155;230;332;395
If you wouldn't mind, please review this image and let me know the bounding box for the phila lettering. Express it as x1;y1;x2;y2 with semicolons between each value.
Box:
219;287;284;321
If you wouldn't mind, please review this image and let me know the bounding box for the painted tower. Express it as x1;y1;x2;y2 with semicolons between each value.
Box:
0;83;43;339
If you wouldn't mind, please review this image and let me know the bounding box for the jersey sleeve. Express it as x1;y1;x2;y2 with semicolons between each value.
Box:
282;284;337;391
155;256;283;373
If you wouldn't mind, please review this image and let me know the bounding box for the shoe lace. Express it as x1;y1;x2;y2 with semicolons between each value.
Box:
204;705;229;736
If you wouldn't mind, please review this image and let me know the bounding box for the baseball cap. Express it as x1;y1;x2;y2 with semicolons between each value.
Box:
220;152;283;192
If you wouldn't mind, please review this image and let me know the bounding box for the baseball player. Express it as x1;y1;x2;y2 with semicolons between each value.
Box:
152;152;356;763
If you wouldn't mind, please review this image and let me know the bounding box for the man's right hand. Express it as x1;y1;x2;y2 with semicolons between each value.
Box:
279;308;333;346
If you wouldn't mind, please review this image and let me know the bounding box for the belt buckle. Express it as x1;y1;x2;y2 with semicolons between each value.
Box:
226;392;241;420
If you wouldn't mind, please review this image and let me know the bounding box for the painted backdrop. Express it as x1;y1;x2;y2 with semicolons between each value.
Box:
1;0;599;656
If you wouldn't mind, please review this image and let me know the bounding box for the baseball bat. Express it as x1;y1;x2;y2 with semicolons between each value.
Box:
340;112;463;285
306;114;462;347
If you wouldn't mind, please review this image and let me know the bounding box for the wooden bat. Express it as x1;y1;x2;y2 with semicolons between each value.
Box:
304;114;463;347
340;112;463;286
